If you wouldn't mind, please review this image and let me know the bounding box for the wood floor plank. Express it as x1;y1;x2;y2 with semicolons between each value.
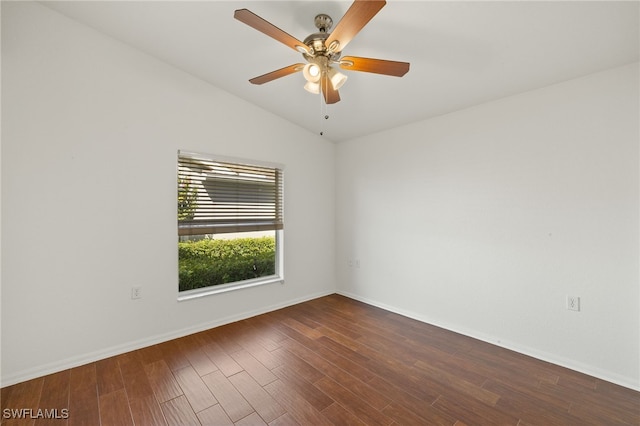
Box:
118;352;155;402
228;371;286;423
1;378;44;418
412;348;489;387
1;414;36;426
244;315;289;345
247;344;283;371
281;306;324;331
432;394;520;425
201;370;254;422
584;380;640;422
310;357;391;411
36;371;69;404
569;401;639;426
128;395;167;426
321;402;368;426
68;408;98;426
240;321;283;352
234;412;268;426
1;387;11;411
280;317;325;340
34;371;70;426
95;358;124;396
414;358;500;406
271;365;333;412
485;379;599;425
68;364;99;426
144;360;183;403
264;378;333;426
268;412;300;426
556;370;597;390
367;353;442;402
136;343;165;366
367;375;456;425
159;339;191;372
200;340;243;377
231;350;277;386
207;324;244;354
68;364;96;397
444;349;543;390
381;311;475;355
172;365;217;413
382;402;454;426
468;346;560;386
355;332;417;366
196;403;233;426
161;395;200;426
176;335;219;377
282;336;377;384
314;376;393;426
270;348;325;384
237;337;284;371
98;389;134;426
314;325;363;352
1;378;44;426
315;335;371;366
295;307;363;341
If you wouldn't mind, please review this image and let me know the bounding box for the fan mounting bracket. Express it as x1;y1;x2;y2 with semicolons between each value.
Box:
314;14;333;32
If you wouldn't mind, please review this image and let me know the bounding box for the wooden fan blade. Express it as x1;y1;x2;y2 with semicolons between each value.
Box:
339;56;410;77
249;64;305;85
321;76;340;104
325;0;386;53
234;9;309;54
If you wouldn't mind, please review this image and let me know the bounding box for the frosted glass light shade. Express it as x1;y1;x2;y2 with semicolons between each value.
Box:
304;81;320;94
328;67;348;90
303;63;321;83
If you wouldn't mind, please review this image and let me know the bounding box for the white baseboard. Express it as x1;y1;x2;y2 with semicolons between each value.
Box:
337;290;640;392
1;290;334;388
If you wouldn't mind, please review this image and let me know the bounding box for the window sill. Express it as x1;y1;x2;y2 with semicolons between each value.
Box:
177;276;283;301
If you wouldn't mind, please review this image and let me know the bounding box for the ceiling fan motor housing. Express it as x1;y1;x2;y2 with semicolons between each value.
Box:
303;14;340;62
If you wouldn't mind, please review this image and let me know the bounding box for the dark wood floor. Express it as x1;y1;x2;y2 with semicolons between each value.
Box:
2;294;638;425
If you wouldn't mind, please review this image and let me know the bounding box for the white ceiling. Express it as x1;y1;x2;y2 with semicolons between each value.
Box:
42;1;639;142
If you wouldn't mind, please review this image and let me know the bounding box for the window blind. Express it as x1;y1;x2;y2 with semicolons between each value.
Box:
178;152;283;236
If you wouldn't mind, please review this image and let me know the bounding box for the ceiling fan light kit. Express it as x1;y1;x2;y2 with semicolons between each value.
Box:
234;0;410;105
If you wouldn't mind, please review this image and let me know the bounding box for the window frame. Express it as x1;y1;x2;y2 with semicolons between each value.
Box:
177;151;284;301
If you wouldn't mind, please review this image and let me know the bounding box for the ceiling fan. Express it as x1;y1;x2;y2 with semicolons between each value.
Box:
234;0;410;104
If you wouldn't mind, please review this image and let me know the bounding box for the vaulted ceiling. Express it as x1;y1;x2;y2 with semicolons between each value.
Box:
42;1;639;142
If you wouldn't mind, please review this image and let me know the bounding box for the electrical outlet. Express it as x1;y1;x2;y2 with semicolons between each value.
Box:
131;286;142;300
567;296;580;311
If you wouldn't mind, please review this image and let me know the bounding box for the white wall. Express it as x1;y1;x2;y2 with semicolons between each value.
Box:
1;2;335;385
336;63;639;389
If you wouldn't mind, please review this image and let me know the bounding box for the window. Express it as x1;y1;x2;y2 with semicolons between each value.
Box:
177;151;284;299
